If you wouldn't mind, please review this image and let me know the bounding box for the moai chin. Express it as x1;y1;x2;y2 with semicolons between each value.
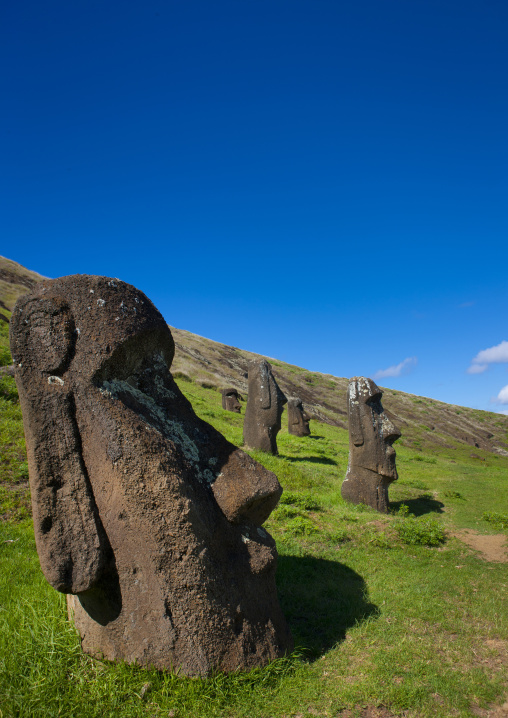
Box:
10;276;293;676
287;397;311;437
243;359;287;455
222;387;242;413
341;377;401;513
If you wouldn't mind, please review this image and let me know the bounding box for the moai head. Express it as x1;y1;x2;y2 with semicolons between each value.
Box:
243;359;287;455
222;387;242;413
10;276;293;675
341;377;401;513
287;397;311;437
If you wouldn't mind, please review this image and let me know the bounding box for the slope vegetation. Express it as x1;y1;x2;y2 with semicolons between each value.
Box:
2;255;508;458
1;257;508;717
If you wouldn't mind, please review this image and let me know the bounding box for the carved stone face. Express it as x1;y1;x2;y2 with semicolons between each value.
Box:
222;387;242;413
287;397;311;437
349;377;400;478
243;359;287;455
341;377;401;512
10;276;292;675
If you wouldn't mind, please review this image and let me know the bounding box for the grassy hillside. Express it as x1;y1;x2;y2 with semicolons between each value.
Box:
0;255;45;319
1;257;507;716
2;254;508;457
1;343;508;717
169;325;508;457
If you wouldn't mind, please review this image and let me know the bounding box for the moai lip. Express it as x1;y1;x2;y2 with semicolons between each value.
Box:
287;397;311;437
10;276;293;676
341;377;401;513
243;359;287;455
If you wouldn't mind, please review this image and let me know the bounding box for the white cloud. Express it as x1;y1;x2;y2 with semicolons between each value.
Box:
467;363;488;374
474;340;508;364
468;340;508;374
496;385;508;404
497;409;508;415
374;357;417;380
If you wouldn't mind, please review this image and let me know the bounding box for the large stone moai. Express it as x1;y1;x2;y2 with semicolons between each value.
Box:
243;359;287;455
10;276;293;676
287;397;311;437
222;387;242;413
341;377;401;513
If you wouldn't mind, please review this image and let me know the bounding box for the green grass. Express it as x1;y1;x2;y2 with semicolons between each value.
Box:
482;511;508;531
0;377;507;717
0;322;31;522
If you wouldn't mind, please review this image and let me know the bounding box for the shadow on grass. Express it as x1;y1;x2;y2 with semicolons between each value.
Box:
279;455;338;466
277;555;379;658
390;495;445;516
305;435;326;440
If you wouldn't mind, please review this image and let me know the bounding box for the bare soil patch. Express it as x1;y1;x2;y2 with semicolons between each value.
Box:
472;699;508;716
335;708;401;717
454;530;507;563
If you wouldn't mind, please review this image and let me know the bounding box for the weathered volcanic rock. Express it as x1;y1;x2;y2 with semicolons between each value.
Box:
10;275;293;675
287;397;311;437
221;387;242;413
341;377;401;513
243;359;287;455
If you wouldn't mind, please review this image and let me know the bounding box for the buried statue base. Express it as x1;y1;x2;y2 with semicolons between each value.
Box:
221;387;242;413
10;275;293;676
341;377;401;513
287;397;311;437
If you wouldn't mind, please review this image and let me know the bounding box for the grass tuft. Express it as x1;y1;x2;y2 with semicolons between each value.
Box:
482;511;508;531
392;505;446;546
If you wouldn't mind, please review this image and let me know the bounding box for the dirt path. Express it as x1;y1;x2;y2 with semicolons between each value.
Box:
454;530;508;563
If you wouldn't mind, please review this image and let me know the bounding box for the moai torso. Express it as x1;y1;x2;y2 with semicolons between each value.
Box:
341;377;401;513
243;360;287;455
10;276;293;675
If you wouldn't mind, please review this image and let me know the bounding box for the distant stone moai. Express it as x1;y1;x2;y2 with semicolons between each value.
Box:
243;359;287;455
221;387;242;413
341;377;401;513
287;397;311;437
10;276;293;676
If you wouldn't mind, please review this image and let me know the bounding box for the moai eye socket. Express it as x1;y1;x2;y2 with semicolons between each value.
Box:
21;297;75;375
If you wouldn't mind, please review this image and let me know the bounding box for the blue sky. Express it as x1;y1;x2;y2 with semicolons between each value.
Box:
2;0;507;412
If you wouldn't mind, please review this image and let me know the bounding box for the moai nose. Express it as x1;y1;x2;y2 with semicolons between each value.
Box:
211;450;282;525
382;415;401;444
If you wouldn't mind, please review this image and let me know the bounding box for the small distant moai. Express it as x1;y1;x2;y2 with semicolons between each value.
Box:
222;387;242;413
287;397;311;437
341;377;401;513
10;276;293;676
243;359;287;455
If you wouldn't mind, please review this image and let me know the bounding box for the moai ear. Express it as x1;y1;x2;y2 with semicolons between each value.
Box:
348;380;364;447
259;362;271;409
10;295;76;376
10;295;106;594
